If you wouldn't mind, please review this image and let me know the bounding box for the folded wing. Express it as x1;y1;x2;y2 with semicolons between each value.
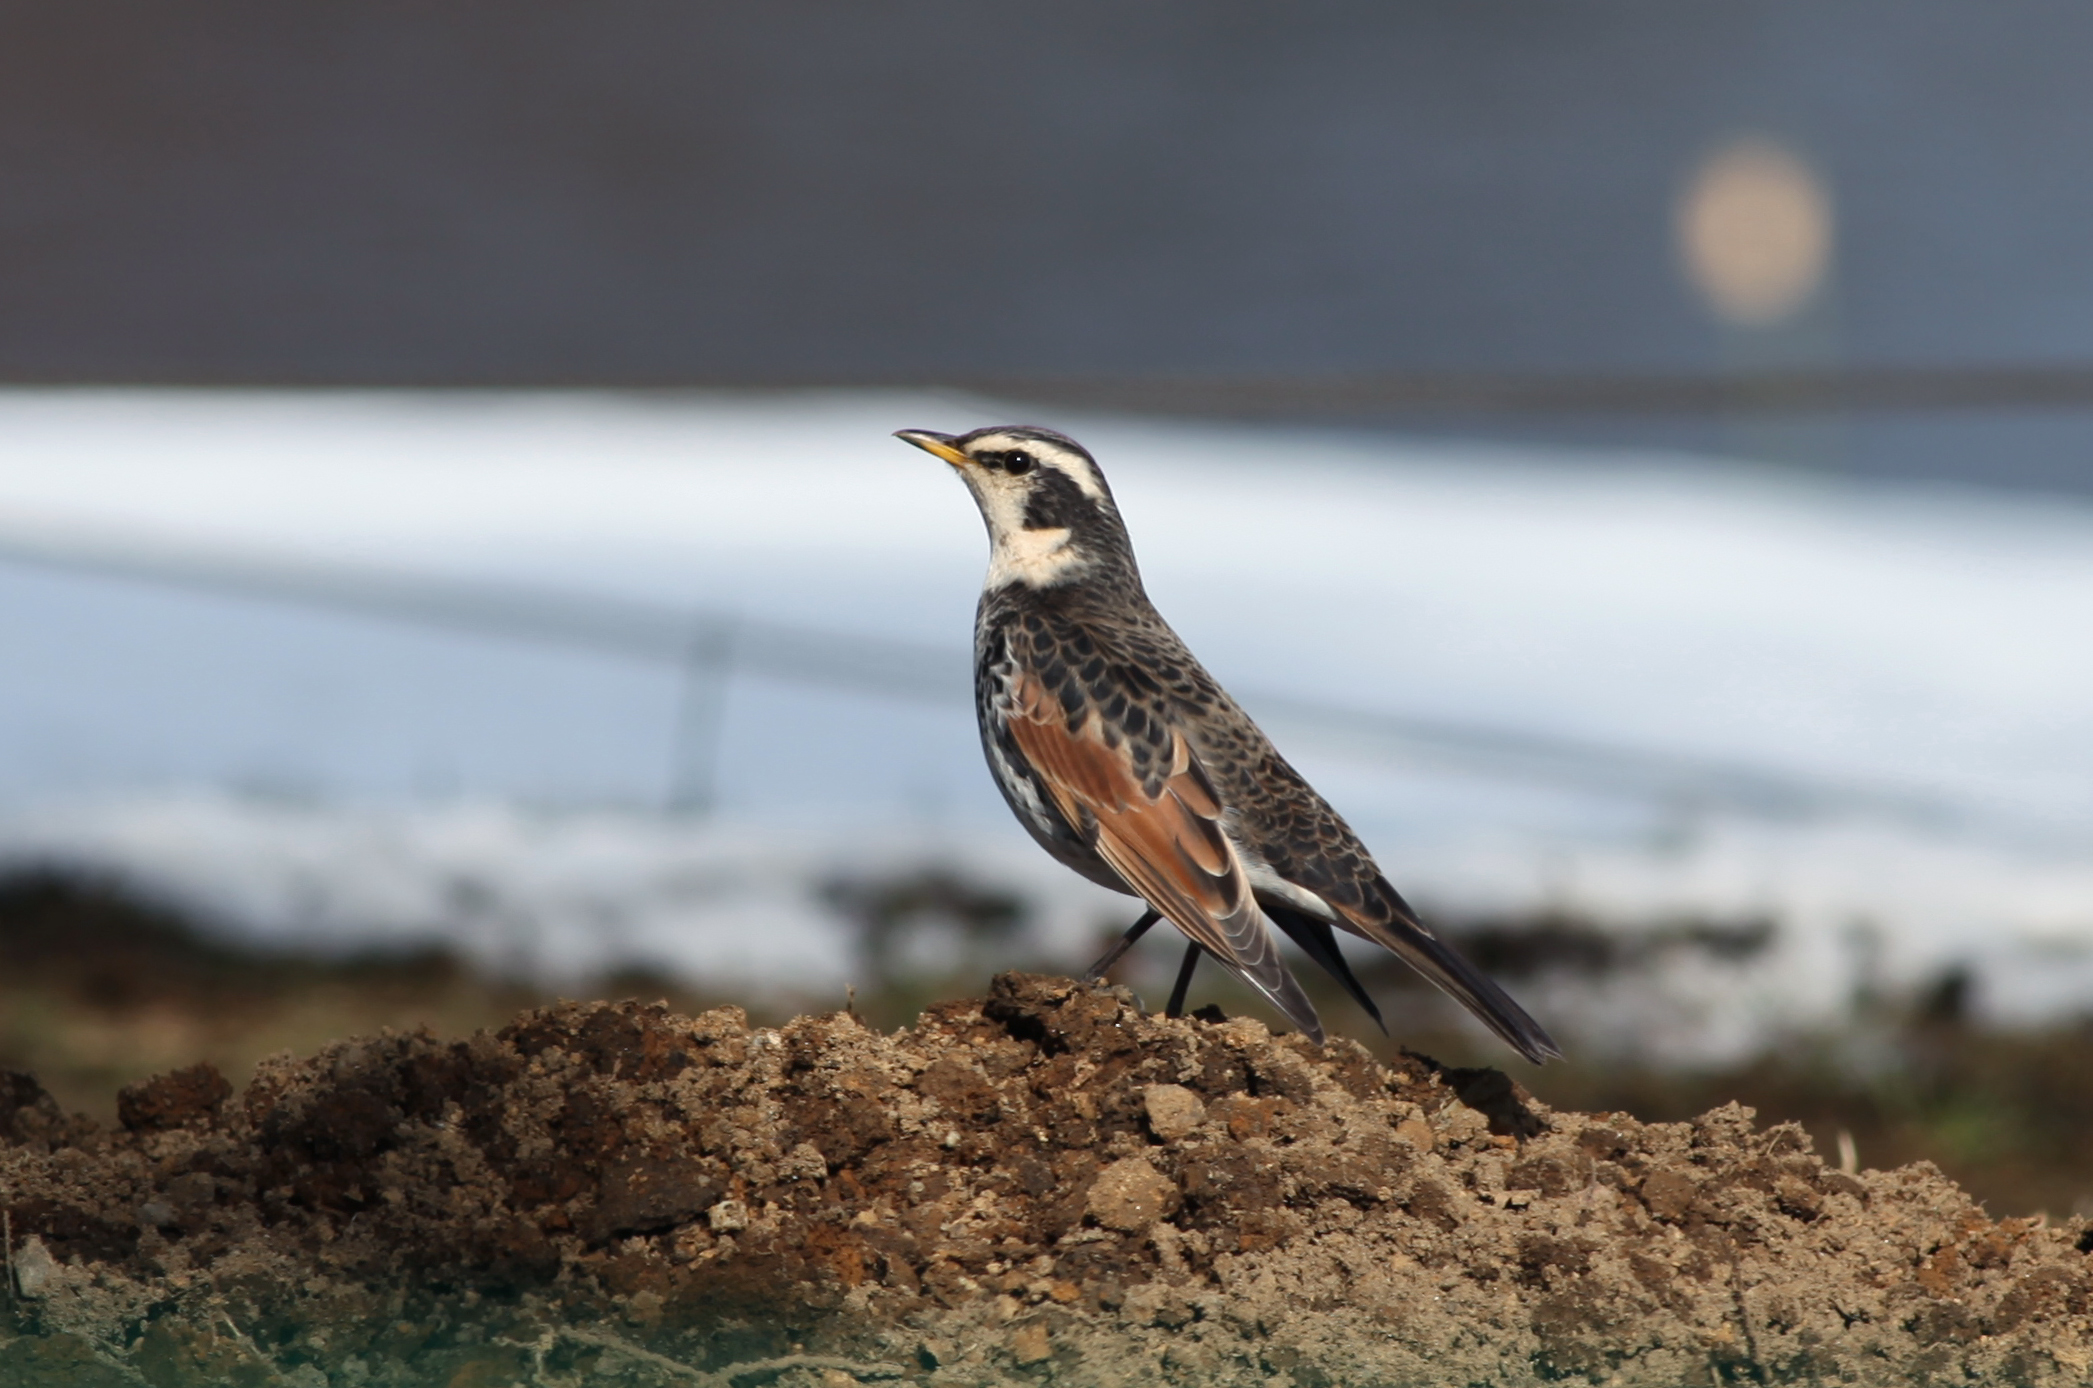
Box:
1005;672;1324;1043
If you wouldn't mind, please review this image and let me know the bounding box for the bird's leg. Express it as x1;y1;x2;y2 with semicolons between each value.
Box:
1082;908;1160;981
1164;941;1201;1018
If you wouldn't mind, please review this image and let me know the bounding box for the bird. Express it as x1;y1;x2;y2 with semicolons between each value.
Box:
895;424;1561;1064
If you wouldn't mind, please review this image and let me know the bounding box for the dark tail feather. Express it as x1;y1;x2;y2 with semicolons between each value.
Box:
1264;903;1385;1034
1341;884;1564;1065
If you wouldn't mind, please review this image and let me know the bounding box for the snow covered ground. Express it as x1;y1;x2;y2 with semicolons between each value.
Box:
1;388;2091;1056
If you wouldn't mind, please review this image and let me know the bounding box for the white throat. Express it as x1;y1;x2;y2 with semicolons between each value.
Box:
986;525;1083;589
967;464;1092;589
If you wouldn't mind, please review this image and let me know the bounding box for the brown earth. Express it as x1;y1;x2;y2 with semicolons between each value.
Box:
3;973;2091;1387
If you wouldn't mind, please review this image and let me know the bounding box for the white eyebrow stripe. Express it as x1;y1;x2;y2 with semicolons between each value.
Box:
1045;450;1107;501
969;432;1107;502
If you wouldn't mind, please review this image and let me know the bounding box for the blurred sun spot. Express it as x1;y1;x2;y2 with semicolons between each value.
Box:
1676;136;1834;326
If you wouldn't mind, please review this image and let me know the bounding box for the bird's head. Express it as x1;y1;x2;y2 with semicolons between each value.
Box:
895;424;1135;590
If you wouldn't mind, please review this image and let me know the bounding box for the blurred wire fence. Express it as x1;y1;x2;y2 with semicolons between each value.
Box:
0;524;1976;832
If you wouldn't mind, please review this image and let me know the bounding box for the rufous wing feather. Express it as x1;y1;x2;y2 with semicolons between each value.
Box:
1006;674;1323;1042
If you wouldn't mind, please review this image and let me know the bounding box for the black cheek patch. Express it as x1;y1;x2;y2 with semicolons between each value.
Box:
1021;469;1093;531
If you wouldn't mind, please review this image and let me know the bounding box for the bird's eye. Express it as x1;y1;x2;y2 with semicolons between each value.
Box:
1004;451;1035;475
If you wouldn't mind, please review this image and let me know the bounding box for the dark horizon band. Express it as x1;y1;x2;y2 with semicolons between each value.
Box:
11;364;2093;416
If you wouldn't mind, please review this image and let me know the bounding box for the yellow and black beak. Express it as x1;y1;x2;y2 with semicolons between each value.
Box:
893;429;971;468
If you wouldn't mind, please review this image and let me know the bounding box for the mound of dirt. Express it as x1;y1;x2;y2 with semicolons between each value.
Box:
4;973;2091;1386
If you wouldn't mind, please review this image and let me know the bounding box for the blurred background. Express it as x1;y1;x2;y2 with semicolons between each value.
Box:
4;1;2093;1214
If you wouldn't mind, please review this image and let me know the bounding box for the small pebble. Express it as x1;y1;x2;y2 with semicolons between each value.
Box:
1086;1155;1181;1233
1142;1084;1207;1141
12;1235;57;1298
1009;1321;1052;1365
